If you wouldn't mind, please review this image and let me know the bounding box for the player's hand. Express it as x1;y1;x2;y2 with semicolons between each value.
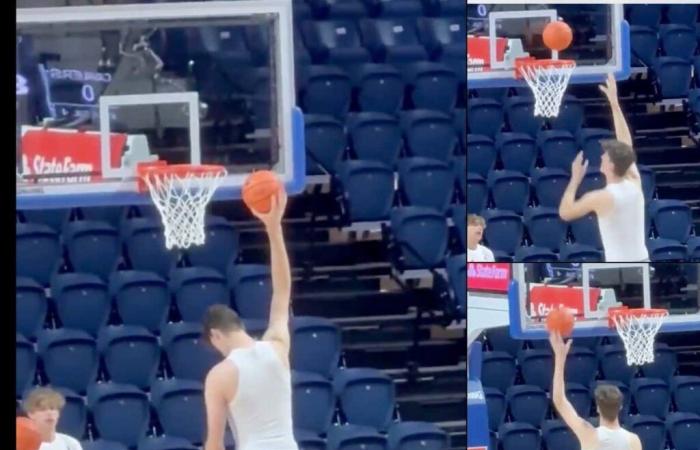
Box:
252;190;288;229
549;331;573;360
599;74;618;104
570;152;589;184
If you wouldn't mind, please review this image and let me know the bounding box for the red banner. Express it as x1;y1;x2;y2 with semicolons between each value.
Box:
529;285;601;318
467;263;511;293
467;36;508;68
20;127;126;183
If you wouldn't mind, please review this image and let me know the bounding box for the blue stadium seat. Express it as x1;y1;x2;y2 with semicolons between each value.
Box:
467;99;504;139
299;65;352;119
305;115;347;174
659;24;697;60
359;18;428;68
532;168;570;209
417;17;466;81
466;134;496;178
591;380;631;417
337;161;395;224
538;130;578;172
327;424;387;450
136;436;197;450
301;20;371;73
433;0;465;17
630;25;659;67
291;316;341;379
484;387;506;431
524;207;567;252
638;165;656;201
185;217;239;275
21;209;72;233
518;349;554;392
654;57;693;99
641;344;678;382
487;170;529;215
334;368;395;432
446;254;466;315
647;238;687;261
292;371;335;435
406;61;458;112
507;385;549;427
98;326;160;389
228;264;273;322
625;415;666;450
666;412;700;450
504;96;545;137
88;382;150;447
548;95;585;133
687;236;700;261
627;4;662;28
386;421;449;450
577;128;615;168
170;267;229;322
16;222;62;286
295;430;326;450
151;379;206;445
482;209;524;257
356;64;404;114
631;378;671;419
559;243;604;262
348;112;403;166
565;347;598;386
37;329;98;394
671;376;700;416
16;334;36;398
110;271;170;333
570;214;603;249
55;387;87;439
498;422;541;450
466;173;487;214
650;199;692;243
480;351;517;393
373;0;423;18
64;221;121;281
667;5;699;25
496;133;537;175
542;419;579;450
401;109;459;161
599;344;637;384
122;218;179;278
514;246;558;262
485;326;522;357
52;273;110;336
16;277;47;339
566;383;592;417
308;0;368;19
161;322;220;383
390;207;448;270
451;204;466;251
82;440;129;450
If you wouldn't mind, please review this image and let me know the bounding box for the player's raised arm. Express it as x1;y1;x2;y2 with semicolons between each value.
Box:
252;191;292;355
558;152;614;221
549;332;597;448
600;74;640;182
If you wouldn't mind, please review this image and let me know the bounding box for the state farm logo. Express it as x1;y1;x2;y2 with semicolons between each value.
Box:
22;155;93;183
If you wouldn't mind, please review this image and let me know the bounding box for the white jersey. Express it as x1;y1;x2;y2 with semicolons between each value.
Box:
225;341;298;450
597;180;649;262
583;426;634;450
467;244;495;262
40;433;82;450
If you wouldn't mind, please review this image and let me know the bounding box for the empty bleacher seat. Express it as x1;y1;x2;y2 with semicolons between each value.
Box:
488;170;529;215
495;133;537;176
484;387;505;431
565;347;598;386
327;424;387;450
386;421;449;450
667;5;699;25
359;18;428;67
87;382;150;447
17;222;62;286
401;109;459;161
524;207;567;252
647;238;687;261
16;277;47;339
356;64;405;114
467;98;504;139
542;419;579;450
16;334;36;398
630;378;670;419
466;173;487;215
506;385;549;427
98;326;160;389
654;57;693;99
52;273;111;337
532;168;570;209
228;264;273;323
630;25;659;67
390;207;449;270
599;344;637;384
170;267;229;322
122;218;179;278
518;349;554;392
480;351;517;393
485;326;522;357
406;61;458;112
185;217;239;275
666;412;700;450
514;246;558;262
348;112;403;166
37;329;99;394
538;130;578;172
291;316;342;379
641;343;678;382
64;220;121;281
548;95;585;133
161;322;221;383
627;4;663;29
625;415;666;450
151;379;206;445
504;96;545;137
649;199;692;243
299;65;352;119
577;128;615;168
466;134;496;178
482;209;524;257
497;422;541;450
334;368;395;432
305;114;348;174
54;387;86;439
659;24;697;60
671;376;700;416
570;214;604;250
292;371;335;435
110;271;170;333
559;243;604;262
301;20;371;72
566;383;593;417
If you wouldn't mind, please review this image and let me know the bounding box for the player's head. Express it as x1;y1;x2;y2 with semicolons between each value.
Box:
594;384;623;422
467;214;486;248
203;304;246;355
600;139;636;181
23;387;65;436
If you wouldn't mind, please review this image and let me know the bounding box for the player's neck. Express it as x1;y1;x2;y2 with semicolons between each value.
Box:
223;331;256;354
605;173;624;184
467;240;479;250
599;418;621;429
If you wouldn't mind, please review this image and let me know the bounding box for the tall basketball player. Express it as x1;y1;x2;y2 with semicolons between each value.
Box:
558;74;649;262
203;191;298;450
549;331;642;450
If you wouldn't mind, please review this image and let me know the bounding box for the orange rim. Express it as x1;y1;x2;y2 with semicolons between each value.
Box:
514;58;576;78
608;307;668;328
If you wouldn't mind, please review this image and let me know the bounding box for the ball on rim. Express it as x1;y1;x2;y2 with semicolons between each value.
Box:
546;308;575;337
543;21;573;52
17;417;42;450
242;170;283;214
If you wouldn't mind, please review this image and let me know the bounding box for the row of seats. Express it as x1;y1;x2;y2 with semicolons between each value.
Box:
626;4;700;28
631;25;700;66
293;0;465;20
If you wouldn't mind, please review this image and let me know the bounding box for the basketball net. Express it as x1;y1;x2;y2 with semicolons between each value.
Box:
609;308;668;366
515;58;576;118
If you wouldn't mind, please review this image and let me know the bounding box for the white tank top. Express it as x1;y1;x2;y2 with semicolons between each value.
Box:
583;426;633;450
225;342;299;450
597;180;649;262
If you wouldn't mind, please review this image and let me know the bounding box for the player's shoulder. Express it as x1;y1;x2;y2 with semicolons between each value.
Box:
206;359;237;386
627;429;642;447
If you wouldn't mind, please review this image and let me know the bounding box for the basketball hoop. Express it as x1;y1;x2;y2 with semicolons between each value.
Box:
138;163;227;250
608;307;668;366
515;58;576;118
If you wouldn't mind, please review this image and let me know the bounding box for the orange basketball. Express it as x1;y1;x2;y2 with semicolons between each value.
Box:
242;171;283;214
543;21;573;52
546;308;575;337
16;417;42;450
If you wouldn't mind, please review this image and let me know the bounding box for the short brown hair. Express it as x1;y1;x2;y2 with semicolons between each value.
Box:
23;387;65;414
601;139;636;177
202;304;244;343
594;384;623;422
468;214;486;227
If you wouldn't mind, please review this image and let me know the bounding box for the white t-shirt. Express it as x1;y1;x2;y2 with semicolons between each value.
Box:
582;426;634;450
597;180;649;262
467;244;495;262
40;433;83;450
